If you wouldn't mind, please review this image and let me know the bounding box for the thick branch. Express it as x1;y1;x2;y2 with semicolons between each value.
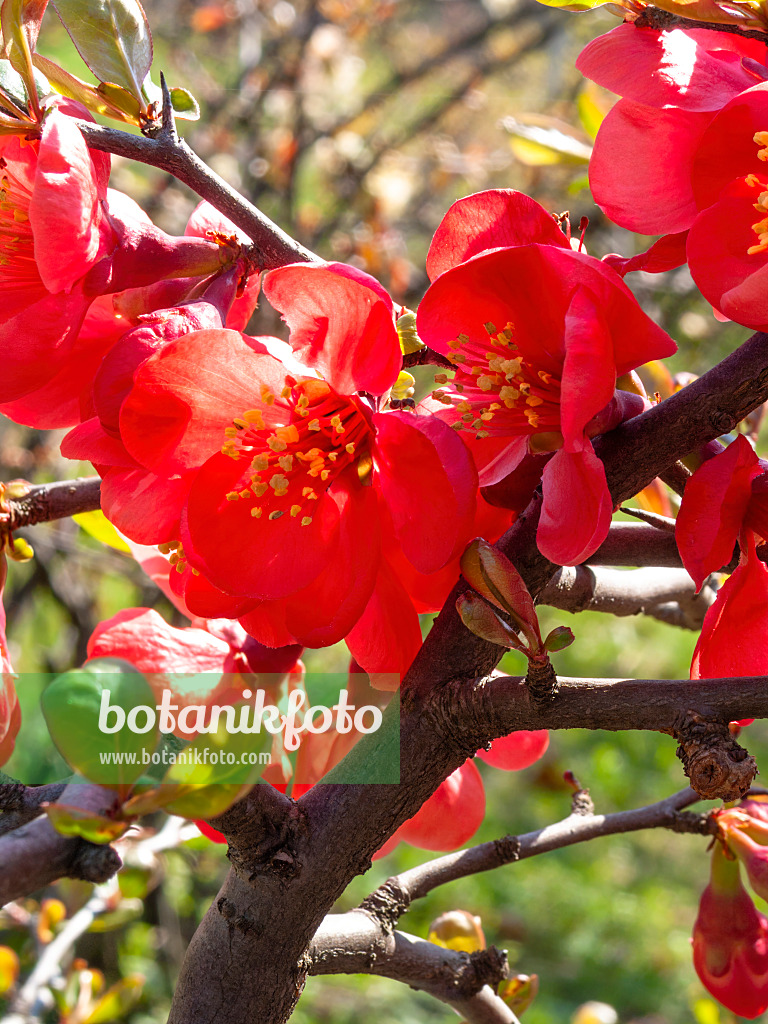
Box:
75;122;319;268
0;783;67;837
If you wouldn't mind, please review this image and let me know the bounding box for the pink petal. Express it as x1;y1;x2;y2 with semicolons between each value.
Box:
100;468;191;545
559;287;616;445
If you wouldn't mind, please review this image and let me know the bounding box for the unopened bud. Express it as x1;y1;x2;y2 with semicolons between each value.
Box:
427;910;485;953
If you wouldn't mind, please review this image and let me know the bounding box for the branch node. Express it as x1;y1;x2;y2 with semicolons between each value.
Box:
525;658;558;707
359;878;411;933
571;789;595;817
70;841;122;884
493;834;521;863
674;711;758;801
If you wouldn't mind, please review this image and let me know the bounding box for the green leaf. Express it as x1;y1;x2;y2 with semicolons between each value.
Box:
170;85;199;120
0;0;47;116
455;592;523;651
543;625;575;653
51;0;153;102
33;53;140;123
0;55;43;115
44;802;130;843
41;658;159;792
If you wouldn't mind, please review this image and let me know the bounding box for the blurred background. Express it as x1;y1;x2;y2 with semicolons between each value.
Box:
1;0;763;1021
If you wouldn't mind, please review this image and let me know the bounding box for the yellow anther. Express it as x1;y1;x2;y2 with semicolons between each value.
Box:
328;452;338;462
278;454;294;471
308;418;321;431
538;370;553;384
475;430;489;439
499;385;520;405
747;173;762;187
462;412;473;422
224;426;238;438
457;401;471;413
480;411;494;421
476;375;495;391
244;409;265;428
260;386;276;405
434;373;448;384
277;424;299;444
251;507;262;517
269;510;284;520
233;418;248;429
451;421;463;430
320;469;331;481
269;474;289;495
526;395;544;408
267;436;287;452
302;486;318;499
252;454;269;471
252;481;268;497
290;505;301;517
239;489;252;499
525;409;540;427
281;385;292;398
301;516;313;526
452;353;467;364
484;321;497;334
225;491;240;501
330;415;344;433
448;338;461;350
345;442;356;454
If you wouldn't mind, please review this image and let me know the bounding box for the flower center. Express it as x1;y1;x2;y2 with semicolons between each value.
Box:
220;377;373;525
430;320;562;439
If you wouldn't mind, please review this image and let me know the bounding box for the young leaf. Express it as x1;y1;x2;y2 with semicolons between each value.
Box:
43;802;130;844
456;592;522;651
543;625;575;653
0;0;47;118
51;0;152;102
460;538;542;650
170;85;199;120
41;658;159;792
32;53;140;123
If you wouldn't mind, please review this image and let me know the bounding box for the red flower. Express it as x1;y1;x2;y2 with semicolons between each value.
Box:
0;107;233;406
578;25;768;327
0;559;20;767
77;263;476;676
418;193;675;565
693;843;768;1019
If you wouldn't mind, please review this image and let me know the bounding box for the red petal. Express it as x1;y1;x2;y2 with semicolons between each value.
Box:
373;410;477;573
100;468;191;545
560;287;617;445
345;556;423;690
476;730;549;770
30;110;109;294
397;760;486;851
603;231;689;277
264;262;400;396
426;189;569;281
538;444;613;566
120;330;290;474
577;24;766;111
692;535;768;679
676;436;761;589
589;100;710;234
182;451;341;600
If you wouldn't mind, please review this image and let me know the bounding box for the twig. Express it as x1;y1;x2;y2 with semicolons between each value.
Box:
0;783;68;837
75;121;319;269
2;478;102;531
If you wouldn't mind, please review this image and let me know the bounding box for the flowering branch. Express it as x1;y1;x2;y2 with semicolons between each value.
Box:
1;478;102;532
75;120;319;269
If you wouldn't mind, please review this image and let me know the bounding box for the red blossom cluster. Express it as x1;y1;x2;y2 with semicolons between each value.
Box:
4;7;768;1006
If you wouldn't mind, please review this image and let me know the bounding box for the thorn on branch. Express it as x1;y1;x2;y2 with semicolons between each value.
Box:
619;506;676;533
673;711;758;801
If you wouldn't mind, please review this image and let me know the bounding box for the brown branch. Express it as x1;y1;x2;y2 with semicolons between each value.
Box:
0;782;67;837
74;121;319;269
0;783;121;906
2;478;102;530
538;565;717;630
635;6;768;41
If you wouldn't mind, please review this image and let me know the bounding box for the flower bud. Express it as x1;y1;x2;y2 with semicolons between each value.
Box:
428;910;485;953
692;844;768;1019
